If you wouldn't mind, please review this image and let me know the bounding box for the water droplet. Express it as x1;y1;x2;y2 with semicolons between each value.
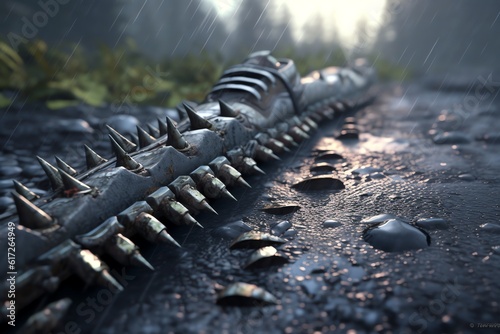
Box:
363;219;431;252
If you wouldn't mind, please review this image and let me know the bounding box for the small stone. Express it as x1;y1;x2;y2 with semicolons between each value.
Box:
270;221;292;236
310;162;336;174
458;174;475;181
416;218;448;230
433;131;470;145
323;220;341;228
0;179;14;190
480;223;500;234
0;166;23;177
56;119;94;134
0;196;14;211
292;176;345;191
352;166;382;175
106;115;140;135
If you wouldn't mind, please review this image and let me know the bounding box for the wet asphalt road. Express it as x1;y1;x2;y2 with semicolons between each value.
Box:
1;77;500;333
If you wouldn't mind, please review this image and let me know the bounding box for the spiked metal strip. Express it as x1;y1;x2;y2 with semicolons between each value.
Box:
137;125;157;148
55;156;77;176
2;52;376;321
12;191;54;229
166;117;189;150
109;135;143;171
36;156;63;191
184;102;214;130
84;145;108;169
106;124;137;153
13;180;40;201
219;99;239;117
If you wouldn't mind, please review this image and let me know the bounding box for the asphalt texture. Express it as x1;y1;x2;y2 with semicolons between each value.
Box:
1;77;500;334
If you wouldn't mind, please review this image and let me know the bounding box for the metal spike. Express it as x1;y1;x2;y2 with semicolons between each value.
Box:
13;180;39;201
166;117;189;150
109;135;143;171
278;134;299;147
69;249;123;292
299;123;312;134
104;234;154;270
55;156;77;176
131;253;155;270
84;145;108;170
12;191;54;229
221;188;237;201
255;145;281;162
169;176;217;215
209;157;251;188
243;157;266;175
58;168;91;193
184;102;214;130
36;156;63;191
304;117;318;130
147;124;160;138
289;126;310;142
136;125;156;148
134;212;181;247
21;298;72;334
168;200;204;227
106;124;137;153
218;99;239;117
267;138;290;153
158;230;182;247
190;166;236;200
157;118;168;136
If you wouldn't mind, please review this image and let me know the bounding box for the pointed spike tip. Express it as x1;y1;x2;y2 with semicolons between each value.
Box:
183;102;214;130
55;156;77;176
218;99;239;117
106;124;137;153
36;156;63;191
166;117;189;150
58;168;91;193
131;253;155;271
136;125;156;148
158;230;182;247
109;135;142;170
12;191;53;229
84;145;107;170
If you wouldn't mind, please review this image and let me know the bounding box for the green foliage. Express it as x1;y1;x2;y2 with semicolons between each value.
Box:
0;38;410;110
369;56;412;82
